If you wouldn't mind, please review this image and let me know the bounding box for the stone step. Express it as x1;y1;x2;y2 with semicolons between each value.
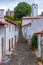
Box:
2;56;8;61
2;56;11;63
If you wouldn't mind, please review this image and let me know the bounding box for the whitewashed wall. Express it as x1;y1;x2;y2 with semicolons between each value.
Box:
0;37;2;62
6;23;19;53
0;18;5;22
6;24;15;53
30;19;43;32
37;34;41;57
22;19;43;40
22;18;43;57
22;19;31;26
0;26;5;61
15;27;19;43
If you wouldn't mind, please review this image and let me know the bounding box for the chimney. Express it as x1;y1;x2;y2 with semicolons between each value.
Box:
0;9;4;17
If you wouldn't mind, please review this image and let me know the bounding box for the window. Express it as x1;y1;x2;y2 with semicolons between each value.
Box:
12;25;14;32
34;6;36;8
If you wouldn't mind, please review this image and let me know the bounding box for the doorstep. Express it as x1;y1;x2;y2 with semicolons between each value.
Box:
6;51;13;57
35;51;41;58
2;56;11;63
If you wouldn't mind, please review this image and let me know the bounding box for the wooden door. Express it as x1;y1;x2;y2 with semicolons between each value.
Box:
2;38;5;57
9;39;10;51
12;38;13;48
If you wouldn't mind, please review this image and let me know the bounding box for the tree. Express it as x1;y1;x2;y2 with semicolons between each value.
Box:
14;2;32;20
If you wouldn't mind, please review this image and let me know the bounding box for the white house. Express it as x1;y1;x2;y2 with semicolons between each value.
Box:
22;16;43;57
0;9;19;63
5;19;19;55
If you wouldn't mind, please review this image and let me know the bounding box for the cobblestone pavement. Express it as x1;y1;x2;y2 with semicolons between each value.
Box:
0;43;39;65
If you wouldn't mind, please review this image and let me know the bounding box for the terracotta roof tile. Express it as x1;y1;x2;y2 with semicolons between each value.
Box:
0;21;8;25
5;18;19;28
35;30;43;34
22;22;31;27
22;16;43;20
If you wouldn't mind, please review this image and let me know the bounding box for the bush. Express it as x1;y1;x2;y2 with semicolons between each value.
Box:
30;34;38;49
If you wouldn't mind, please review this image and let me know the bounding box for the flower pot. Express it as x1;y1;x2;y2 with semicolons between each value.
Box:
27;42;31;45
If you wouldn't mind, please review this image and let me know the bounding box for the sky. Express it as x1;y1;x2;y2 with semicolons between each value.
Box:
0;0;43;15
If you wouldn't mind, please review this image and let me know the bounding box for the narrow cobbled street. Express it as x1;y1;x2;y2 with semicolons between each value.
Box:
1;28;39;65
1;43;38;65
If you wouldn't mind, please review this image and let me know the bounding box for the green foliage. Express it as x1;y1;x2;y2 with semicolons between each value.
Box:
16;20;22;27
41;12;43;16
14;2;32;20
4;15;22;26
4;16;14;21
30;34;38;49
